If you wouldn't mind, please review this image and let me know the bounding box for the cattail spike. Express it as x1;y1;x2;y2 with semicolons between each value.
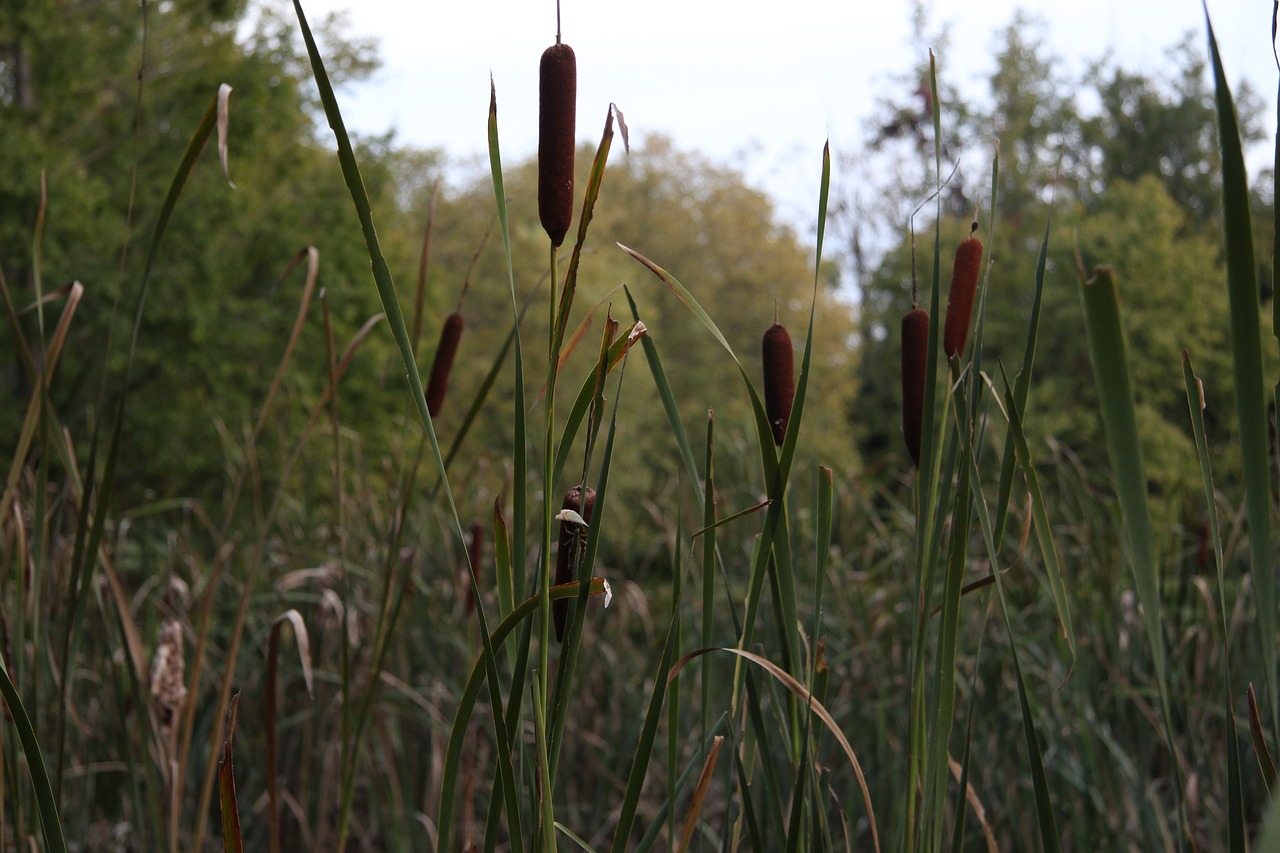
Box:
901;308;930;467
762;323;795;446
538;42;576;247
426;311;465;417
943;234;984;359
554;485;596;642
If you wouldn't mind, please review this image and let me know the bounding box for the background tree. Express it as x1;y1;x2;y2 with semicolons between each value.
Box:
1;0;853;563
844;13;1264;529
0;0;396;501
388;134;859;564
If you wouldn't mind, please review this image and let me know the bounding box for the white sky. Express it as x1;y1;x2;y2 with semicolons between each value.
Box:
290;0;1276;228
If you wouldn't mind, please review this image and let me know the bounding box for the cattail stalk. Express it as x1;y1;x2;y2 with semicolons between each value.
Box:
538;42;577;247
901;308;930;466
943;225;984;359
465;520;484;614
554;485;595;641
762;322;795;446
426;311;464;417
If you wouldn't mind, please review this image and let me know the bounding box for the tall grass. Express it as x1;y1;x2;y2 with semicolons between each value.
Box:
0;2;1277;851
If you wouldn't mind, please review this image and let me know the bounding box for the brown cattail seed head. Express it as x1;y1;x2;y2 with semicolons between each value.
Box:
554;485;595;642
426;311;465;417
943;234;983;359
762;323;795;446
149;619;187;730
538;42;576;248
901;308;930;467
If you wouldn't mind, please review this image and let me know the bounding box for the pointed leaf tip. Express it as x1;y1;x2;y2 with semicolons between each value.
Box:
611;103;630;153
217;83;235;187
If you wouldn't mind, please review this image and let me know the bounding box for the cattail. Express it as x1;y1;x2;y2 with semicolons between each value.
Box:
538;41;576;247
554;485;595;642
901;308;930;467
762;322;795;446
426;311;464;417
465;520;484;614
943;228;983;359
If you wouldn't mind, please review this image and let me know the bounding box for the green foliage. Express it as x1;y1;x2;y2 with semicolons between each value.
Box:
0;0;391;501
388;135;857;561
851;15;1261;527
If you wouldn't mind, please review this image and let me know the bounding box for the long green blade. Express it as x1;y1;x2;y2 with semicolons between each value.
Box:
0;656;67;853
1204;2;1275;735
1182;352;1245;852
1079;265;1180;822
291;5;520;846
608;611;681;853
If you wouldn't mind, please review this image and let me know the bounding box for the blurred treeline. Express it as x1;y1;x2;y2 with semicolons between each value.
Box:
0;0;1271;561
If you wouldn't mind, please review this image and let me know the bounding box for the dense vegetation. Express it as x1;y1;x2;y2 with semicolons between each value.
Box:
2;0;1279;850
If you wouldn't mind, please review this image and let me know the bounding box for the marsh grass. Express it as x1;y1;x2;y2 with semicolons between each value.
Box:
0;2;1278;852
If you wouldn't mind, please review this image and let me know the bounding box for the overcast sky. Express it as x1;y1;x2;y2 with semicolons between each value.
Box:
288;0;1276;228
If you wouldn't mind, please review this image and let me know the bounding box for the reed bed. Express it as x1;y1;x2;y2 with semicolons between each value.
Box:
0;3;1276;852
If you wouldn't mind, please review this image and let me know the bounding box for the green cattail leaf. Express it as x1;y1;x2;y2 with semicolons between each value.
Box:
485;80;532;852
784;741;809;853
552;321;646;484
1249;682;1278;791
554;822;598;853
810;466;833;684
492;500;515;639
1274;0;1280;344
735;145;831;748
1079;264;1181;810
733;745;767;852
292;4;520;847
924;382;972;850
966;142;1000;395
999;371;1074;656
918;47;946;526
555;104;618;357
549;349;629;775
1205;1;1276;736
618;143;829;675
994;209;1050;548
617;244;776;468
906;53;948;848
1181;352;1246;851
973;377;1061;852
615;124;836;853
699;410;717;772
609;610;681;853
0;654;67;853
